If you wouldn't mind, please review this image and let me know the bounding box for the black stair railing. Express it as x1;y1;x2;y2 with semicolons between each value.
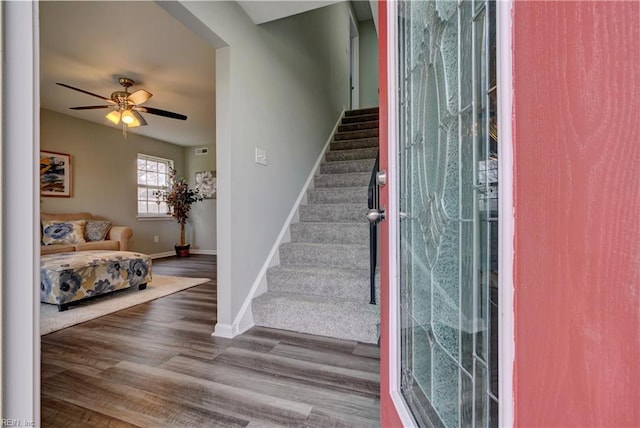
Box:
367;153;380;305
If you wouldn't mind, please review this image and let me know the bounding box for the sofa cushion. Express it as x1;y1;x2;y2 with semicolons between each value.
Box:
85;220;112;241
42;220;86;245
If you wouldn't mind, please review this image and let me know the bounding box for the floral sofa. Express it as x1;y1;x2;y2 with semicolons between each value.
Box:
41;212;133;255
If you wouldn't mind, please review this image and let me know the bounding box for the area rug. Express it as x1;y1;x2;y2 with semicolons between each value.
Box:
40;275;210;335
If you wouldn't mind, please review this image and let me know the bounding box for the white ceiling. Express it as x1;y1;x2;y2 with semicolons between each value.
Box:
39;1;374;148
237;0;373;24
237;1;342;24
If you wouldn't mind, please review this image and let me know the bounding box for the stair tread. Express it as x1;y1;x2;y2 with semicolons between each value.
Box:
341;114;379;124
269;264;368;275
326;147;378;156
327;147;378;152
290;221;368;244
316;171;370;178
303;202;365;207
281;241;369;250
307;187;368;204
344;107;379;116
320;158;375;174
341;119;379;126
330;139;379;150
267;265;371;301
255;290;377;307
335;130;378;139
338;121;380;131
279;242;369;269
321;158;376;165
252;291;379;343
308;186;368;191
293;220;368;227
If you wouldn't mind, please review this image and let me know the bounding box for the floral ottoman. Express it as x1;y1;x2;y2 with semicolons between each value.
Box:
40;250;152;311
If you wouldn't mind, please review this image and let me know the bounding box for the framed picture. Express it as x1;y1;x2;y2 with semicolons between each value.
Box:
40;151;72;197
195;170;216;199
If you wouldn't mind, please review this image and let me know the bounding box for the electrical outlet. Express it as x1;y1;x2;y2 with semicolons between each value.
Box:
154;235;159;243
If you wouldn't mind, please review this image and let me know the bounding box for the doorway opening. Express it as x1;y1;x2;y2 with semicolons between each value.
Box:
349;10;359;110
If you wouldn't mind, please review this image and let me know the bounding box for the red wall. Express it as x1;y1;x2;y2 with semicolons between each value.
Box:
513;2;640;426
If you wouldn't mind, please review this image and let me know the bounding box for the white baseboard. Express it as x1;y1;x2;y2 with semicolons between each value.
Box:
150;251;175;259
211;321;252;338
228;110;346;337
212;322;234;338
190;249;217;255
150;249;217;259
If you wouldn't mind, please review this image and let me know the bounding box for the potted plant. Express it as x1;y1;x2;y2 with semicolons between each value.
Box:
155;167;204;257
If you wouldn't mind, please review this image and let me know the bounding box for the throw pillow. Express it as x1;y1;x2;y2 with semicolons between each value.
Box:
85;220;112;242
41;220;86;245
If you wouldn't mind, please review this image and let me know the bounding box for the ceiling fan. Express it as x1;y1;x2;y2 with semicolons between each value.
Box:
56;77;187;132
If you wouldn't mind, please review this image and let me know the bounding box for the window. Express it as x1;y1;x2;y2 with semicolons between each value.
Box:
396;1;499;426
137;154;172;217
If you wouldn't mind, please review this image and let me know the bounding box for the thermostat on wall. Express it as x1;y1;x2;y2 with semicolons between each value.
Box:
195;147;209;156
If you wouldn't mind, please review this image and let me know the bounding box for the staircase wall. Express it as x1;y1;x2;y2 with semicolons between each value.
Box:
251;107;380;343
230;112;346;335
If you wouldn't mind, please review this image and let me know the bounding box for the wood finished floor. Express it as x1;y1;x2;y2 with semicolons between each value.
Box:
41;255;381;427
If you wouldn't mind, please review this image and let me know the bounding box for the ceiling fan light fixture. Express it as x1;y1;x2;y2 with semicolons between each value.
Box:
121;109;136;125
59;77;186;135
105;110;121;125
131;110;147;127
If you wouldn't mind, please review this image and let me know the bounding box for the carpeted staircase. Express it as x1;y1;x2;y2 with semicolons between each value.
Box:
251;107;380;344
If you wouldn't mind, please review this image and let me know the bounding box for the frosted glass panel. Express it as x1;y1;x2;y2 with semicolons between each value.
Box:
398;0;498;426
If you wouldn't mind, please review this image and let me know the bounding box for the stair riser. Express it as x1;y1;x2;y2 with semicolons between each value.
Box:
325;148;378;162
314;173;370;188
330;138;379;151
342;113;379;124
338;121;379;132
267;267;369;301
320;159;375;175
299;205;367;222
252;294;379;344
307;188;368;204
290;223;368;244
334;129;379;141
279;244;369;270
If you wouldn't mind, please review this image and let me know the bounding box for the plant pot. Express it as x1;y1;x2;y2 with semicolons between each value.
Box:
174;244;191;257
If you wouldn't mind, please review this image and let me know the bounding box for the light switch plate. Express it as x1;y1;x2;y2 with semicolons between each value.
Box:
255;147;268;166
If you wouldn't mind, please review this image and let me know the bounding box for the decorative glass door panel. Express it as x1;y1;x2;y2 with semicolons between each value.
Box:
397;0;498;426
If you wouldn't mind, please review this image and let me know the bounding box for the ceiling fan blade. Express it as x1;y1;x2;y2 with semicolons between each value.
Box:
69;105;112;110
56;83;115;103
128;89;152;105
129;110;148;127
136;106;187;121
